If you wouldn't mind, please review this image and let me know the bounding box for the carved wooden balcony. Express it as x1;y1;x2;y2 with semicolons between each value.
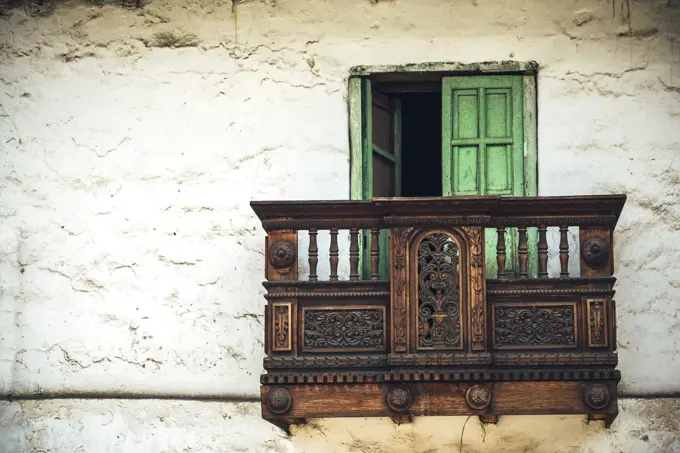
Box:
250;195;626;431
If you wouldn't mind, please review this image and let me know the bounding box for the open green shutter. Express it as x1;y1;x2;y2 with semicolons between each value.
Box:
361;78;402;279
442;75;525;277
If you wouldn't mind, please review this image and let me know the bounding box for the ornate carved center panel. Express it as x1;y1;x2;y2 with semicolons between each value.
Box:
416;232;463;350
302;307;385;352
493;303;577;349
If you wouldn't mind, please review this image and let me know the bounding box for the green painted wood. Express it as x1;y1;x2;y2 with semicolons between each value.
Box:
362;78;373;201
441;81;454;196
376;96;403;279
349;77;367;280
361;78;373;279
372;144;397;163
350;61;539;76
356;73;538;276
524;74;539;277
354;72;537;279
509;77;524;197
357;79;402;280
349;77;364;202
478;87;487;195
347;77;376;278
442;75;525;277
393;98;402;197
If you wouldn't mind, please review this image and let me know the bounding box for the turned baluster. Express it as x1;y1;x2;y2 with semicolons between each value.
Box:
518;226;528;278
496;227;506;279
308;228;318;281
537;225;548;278
559;225;569;278
349;228;359;281
329;228;339;281
370;228;380;280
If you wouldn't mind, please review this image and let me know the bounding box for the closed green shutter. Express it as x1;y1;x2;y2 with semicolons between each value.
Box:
441;75;525;277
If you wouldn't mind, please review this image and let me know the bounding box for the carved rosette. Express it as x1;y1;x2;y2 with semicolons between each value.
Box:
582;238;609;268
386;387;412;412
266;387;293;414
269;240;296;268
391;228;411;352
463;226;485;351
584;384;611;410
465;384;492;410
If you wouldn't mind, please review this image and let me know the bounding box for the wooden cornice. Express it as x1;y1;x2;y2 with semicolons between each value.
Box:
251;195;627;231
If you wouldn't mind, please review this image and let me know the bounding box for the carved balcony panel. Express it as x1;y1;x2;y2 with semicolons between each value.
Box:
251;195;626;431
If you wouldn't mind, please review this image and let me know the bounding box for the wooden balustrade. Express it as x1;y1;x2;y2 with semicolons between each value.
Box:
328;228;339;281
270;221;613;282
349;228;360;281
307;228;318;281
517;225;528;278
538;224;548;278
299;227;387;282
496;226;507;279
488;224;589;279
559;224;570;278
370;228;380;280
252;196;625;282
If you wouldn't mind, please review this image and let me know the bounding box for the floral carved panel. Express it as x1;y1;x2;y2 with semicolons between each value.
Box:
493;303;577;349
302;307;385;352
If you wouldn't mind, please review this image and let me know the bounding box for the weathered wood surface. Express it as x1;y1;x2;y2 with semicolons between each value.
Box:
252;195;626;428
251;195;626;231
261;381;618;424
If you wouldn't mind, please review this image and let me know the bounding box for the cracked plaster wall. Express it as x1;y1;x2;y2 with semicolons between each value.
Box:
1;399;680;452
0;0;679;451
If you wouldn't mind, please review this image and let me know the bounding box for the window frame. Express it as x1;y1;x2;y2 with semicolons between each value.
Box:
349;62;538;201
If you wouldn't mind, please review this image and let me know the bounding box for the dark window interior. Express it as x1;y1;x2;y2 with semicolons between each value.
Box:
399;92;442;197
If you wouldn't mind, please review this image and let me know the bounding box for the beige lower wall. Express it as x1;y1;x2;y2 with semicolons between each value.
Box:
2;398;679;453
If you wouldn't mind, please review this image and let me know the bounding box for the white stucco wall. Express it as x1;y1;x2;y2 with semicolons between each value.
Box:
0;0;679;451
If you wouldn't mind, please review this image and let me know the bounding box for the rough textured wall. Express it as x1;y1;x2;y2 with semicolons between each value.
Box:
2;399;680;452
0;0;679;451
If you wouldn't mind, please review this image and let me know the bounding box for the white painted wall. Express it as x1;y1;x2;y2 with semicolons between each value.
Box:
0;0;679;451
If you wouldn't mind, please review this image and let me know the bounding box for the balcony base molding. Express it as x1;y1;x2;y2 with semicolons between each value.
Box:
261;368;620;385
261;381;618;429
263;352;618;370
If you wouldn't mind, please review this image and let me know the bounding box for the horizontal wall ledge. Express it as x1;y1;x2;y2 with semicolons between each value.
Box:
1;391;259;402
3;390;679;402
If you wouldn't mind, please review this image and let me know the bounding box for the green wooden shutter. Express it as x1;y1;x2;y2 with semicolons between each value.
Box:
361;78;402;279
442;75;524;196
441;75;525;277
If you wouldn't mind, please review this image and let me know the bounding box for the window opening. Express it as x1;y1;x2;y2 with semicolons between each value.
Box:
400;92;442;197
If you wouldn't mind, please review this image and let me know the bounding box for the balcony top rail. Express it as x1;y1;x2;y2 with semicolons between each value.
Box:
251;195;627;230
